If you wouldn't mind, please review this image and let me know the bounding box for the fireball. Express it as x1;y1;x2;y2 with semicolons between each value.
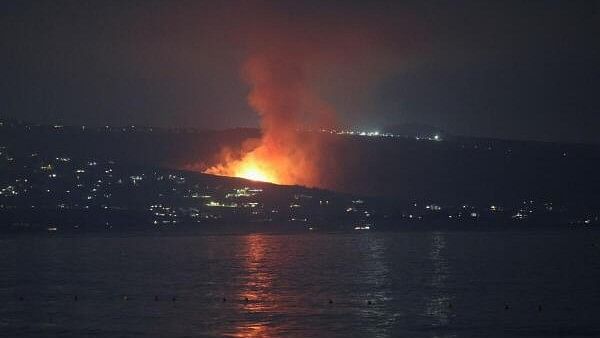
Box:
236;161;275;183
205;149;281;184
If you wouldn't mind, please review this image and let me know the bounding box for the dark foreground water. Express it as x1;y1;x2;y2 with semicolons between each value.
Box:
1;230;600;338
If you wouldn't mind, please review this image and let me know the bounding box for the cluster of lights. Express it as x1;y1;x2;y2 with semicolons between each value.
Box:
320;129;442;141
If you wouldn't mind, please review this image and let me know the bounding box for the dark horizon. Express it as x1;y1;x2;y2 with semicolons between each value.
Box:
5;114;600;147
1;0;599;144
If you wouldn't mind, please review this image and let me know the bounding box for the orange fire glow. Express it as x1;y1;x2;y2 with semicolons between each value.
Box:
237;164;271;182
233;157;278;183
204;29;337;187
205;144;297;185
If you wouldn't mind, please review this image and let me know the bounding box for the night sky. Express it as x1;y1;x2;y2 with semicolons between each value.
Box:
1;0;599;143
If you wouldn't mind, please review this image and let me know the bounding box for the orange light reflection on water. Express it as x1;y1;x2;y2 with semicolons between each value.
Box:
229;234;279;337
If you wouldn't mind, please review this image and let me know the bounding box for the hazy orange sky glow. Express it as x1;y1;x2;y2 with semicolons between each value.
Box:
204;2;398;185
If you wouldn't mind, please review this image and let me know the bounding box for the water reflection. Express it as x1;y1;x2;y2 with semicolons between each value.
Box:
229;234;278;337
240;234;274;310
356;235;395;337
424;231;453;327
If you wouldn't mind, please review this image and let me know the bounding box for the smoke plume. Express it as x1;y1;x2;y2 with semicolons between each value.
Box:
205;2;412;186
